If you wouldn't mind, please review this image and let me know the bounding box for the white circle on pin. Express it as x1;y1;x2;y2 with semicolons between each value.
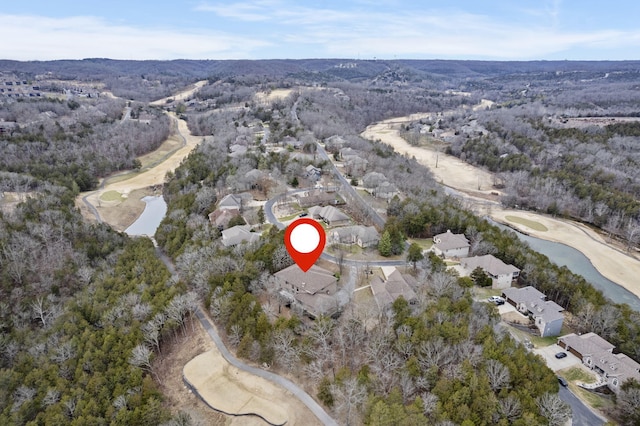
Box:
290;223;320;253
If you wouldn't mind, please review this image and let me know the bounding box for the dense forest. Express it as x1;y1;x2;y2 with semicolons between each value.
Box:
400;73;640;245
0;97;170;191
3;59;640;424
0;185;196;424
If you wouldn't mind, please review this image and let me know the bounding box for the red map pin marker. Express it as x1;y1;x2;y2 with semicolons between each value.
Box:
284;218;326;272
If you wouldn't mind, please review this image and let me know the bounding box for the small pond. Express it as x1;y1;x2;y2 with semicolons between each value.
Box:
124;195;167;237
490;220;640;311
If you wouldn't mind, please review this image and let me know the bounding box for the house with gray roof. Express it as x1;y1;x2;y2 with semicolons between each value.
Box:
274;264;340;318
370;266;417;312
344;156;369;177
559;332;640;393
362;172;387;189
218;194;244;211
309;205;350;227
221;225;261;247
461;254;519;289
305;164;322;181
297;189;337;208
502;286;564;337
433;230;470;258
339;147;359;160
373;181;398;200
329;225;380;248
324;135;346;152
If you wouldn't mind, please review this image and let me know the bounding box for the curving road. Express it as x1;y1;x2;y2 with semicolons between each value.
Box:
195;309;338;426
559;385;605;426
265;189;406;268
152;248;337;426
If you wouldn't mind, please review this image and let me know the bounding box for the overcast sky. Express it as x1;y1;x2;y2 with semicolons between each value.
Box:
1;0;639;61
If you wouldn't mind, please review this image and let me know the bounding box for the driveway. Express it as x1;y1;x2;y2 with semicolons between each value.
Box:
534;344;580;372
497;301;517;315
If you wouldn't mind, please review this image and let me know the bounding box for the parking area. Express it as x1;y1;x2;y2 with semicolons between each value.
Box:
534;344;581;371
497;301;517;315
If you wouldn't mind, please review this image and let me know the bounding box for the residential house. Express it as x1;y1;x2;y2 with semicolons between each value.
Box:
370;266;417;311
283;136;302;150
559;333;640;393
208;208;241;229
0;121;16;135
344;156;369;177
229;144;248;157
308;205;350;227
218;194;244;211
305;164;322;181
461;254;520;289
329;225;380;248
324;135;346;152
221;225;261;247
362;172;387;190
502;286;564;337
373;181;398;200
314;177;340;193
433;230;470;258
339;147;359;161
297;190;338;208
274;264;340;318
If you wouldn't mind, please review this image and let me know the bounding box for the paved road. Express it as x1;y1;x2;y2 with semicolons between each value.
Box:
195;309;338;426
315;142;386;229
81;193;102;223
558;385;605;426
265;190;406;268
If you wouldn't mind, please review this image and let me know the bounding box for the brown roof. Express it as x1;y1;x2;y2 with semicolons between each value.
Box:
208;208;240;227
275;264;337;295
297;190;336;207
371;267;417;310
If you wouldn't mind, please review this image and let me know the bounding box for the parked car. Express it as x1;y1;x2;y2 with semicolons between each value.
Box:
555;352;568;359
488;296;505;305
298;212;308;217
558;376;568;387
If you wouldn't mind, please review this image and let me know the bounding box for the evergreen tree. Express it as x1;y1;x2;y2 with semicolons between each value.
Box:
378;230;393;257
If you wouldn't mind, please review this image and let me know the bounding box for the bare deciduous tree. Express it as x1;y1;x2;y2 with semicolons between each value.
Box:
536;392;571;426
486;359;511;391
499;395;522;422
331;377;367;426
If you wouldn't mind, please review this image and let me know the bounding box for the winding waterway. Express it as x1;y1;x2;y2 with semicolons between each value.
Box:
491;220;640;311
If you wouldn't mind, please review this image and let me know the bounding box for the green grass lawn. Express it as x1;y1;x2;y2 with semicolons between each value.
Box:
571;385;614;412
560;367;596;384
529;335;559;347
100;190;124;202
408;238;434;250
505;215;549;232
472;286;504;299
278;213;302;222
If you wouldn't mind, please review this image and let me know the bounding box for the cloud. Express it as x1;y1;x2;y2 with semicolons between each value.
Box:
0;14;269;60
3;3;640;61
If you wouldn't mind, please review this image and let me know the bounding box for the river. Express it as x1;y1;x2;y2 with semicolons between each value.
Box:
124;195;167;237
492;220;640;311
